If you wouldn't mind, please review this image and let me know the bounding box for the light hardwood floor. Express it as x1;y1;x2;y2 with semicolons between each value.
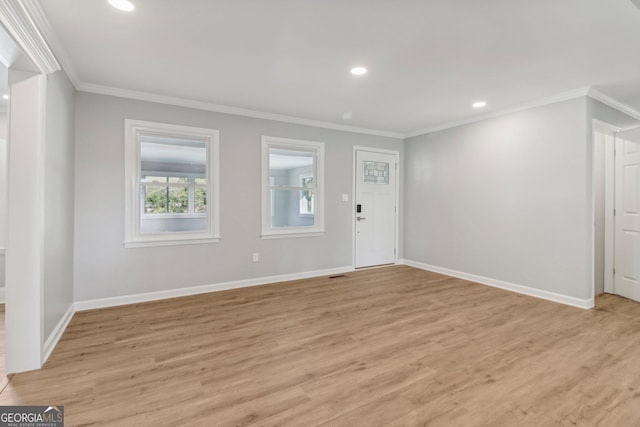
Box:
1;265;639;426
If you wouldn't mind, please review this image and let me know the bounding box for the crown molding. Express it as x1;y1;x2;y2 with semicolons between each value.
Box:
405;87;592;138
15;1;402;139
405;87;640;139
12;1;640;140
75;83;640;142
587;87;640;122
77;82;405;139
0;0;59;74
20;0;78;83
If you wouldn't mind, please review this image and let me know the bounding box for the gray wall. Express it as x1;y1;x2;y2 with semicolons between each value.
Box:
404;98;592;300
74;92;403;301
43;70;75;338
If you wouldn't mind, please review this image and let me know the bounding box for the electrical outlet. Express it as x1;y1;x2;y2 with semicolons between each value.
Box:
252;252;259;262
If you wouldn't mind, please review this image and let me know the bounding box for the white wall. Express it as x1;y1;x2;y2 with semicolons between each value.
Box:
43;70;75;338
0;112;7;289
74;92;403;302
404;98;592;301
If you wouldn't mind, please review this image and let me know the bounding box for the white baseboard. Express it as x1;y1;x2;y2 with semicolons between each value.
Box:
399;259;594;309
75;266;354;311
42;303;75;364
0;287;5;304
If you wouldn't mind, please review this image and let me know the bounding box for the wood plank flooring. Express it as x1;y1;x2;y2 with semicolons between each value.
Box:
1;265;639;426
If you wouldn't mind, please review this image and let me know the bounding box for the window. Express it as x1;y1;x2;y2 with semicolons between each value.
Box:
142;176;207;216
261;136;324;238
124;120;220;247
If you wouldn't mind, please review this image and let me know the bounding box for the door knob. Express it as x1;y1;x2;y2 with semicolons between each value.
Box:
357;216;366;221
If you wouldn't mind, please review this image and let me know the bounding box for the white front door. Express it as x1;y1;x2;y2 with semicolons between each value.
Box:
355;149;397;268
614;128;640;302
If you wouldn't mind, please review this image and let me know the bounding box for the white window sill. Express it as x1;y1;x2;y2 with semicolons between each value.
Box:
124;237;221;248
261;231;325;240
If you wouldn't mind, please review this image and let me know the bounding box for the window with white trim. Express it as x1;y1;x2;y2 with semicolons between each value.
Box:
124;120;220;248
261;136;324;238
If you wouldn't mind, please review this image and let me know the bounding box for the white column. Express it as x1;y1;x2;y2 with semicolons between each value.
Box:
5;73;47;373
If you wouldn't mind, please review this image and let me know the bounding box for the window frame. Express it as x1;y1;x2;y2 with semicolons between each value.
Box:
124;119;220;248
261;136;325;239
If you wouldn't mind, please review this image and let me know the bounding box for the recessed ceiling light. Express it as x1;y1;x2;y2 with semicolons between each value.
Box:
472;101;487;108
350;67;367;76
108;0;135;12
2;94;8;100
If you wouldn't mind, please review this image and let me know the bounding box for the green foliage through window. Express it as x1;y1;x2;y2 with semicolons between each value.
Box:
195;187;207;214
142;176;206;215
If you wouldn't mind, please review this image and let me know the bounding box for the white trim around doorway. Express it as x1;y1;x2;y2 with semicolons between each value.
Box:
352;146;400;269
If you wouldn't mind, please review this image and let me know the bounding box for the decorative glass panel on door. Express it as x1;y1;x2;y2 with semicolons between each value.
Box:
363;161;389;184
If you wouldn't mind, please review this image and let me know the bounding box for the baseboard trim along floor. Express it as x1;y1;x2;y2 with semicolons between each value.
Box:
400;259;594;309
75;265;354;311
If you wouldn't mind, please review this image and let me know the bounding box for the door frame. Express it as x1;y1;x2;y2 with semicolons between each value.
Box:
608;125;640;301
592;119;619;297
352;146;400;269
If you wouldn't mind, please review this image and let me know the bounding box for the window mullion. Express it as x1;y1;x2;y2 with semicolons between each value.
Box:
140;182;196;188
188;177;195;214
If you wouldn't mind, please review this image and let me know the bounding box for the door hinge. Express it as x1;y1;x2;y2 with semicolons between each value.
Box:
394;248;396;255
613;268;616;276
614;209;616;216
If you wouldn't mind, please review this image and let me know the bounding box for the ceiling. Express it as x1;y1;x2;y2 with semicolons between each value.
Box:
36;0;640;136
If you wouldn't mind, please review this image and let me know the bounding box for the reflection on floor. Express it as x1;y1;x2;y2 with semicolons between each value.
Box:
0;267;640;425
